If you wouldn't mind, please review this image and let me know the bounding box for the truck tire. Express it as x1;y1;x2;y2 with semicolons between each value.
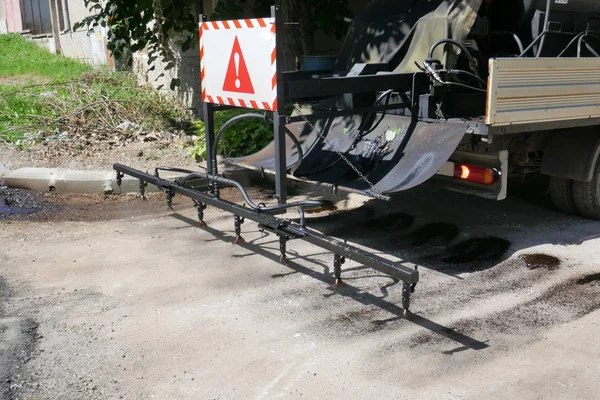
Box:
572;159;600;219
549;176;577;215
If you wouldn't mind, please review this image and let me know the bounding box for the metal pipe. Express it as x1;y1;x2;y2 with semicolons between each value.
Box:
578;34;586;57
536;0;552;57
179;171;323;214
557;31;586;57
154;166;205;177
519;30;575;57
583;38;600;57
577;34;600;57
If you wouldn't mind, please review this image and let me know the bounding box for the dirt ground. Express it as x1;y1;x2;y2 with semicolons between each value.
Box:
1;175;600;399
0;138;198;172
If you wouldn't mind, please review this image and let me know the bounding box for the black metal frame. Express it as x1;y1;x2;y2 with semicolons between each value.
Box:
112;163;418;312
112;5;429;314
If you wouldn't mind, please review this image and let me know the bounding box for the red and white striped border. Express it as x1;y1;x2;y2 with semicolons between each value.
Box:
199;18;278;112
201;18;271;31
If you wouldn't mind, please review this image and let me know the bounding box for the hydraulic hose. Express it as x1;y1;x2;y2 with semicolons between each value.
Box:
428;39;479;78
211;113;304;177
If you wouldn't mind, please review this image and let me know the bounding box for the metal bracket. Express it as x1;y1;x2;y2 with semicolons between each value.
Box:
116;171;124;188
233;215;246;244
139;180;148;199
194;201;208;227
279;235;290;264
402;282;412;316
333;254;346;287
165;187;175;209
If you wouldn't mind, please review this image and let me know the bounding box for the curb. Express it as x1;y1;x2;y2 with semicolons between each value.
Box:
0;167;181;195
0;163;258;195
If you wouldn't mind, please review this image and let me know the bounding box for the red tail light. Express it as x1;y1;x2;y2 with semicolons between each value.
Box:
454;164;496;185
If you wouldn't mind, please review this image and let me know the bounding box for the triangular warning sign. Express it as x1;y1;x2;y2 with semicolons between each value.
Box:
222;36;255;94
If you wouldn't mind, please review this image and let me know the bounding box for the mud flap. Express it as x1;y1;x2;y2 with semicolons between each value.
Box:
230;114;467;195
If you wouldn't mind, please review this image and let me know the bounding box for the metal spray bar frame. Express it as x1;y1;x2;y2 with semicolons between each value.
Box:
113;5;426;313
112;163;419;311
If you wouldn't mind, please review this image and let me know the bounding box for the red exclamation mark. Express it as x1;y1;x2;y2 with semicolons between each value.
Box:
234;52;240;89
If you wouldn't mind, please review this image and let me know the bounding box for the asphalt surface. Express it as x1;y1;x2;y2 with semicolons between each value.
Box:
1;179;599;399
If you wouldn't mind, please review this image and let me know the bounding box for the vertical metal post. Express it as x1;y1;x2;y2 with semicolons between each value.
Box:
200;14;219;197
271;5;287;205
203;101;216;174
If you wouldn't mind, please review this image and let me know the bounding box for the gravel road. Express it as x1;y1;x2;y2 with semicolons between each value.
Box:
1;179;599;399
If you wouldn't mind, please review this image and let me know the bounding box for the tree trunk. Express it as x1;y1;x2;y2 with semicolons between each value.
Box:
277;0;312;71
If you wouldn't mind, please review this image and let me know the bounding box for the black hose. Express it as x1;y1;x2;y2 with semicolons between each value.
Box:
438;69;487;88
428;39;479;78
180;171;323;212
284;127;304;176
536;0;551;57
423;61;487;93
211;113;304;176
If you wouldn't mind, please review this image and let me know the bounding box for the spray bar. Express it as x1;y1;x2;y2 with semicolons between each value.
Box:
113;163;419;313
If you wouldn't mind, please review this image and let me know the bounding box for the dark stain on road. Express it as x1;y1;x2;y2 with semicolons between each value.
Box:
441;237;511;265
410;222;460;247
363;212;415;232
577;273;600;285
521;254;561;271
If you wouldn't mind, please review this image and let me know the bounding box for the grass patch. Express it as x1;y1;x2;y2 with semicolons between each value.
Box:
0;33;273;160
0;70;196;144
0;33;92;81
0;34;197;145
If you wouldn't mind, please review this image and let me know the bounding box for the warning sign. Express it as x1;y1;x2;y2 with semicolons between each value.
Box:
199;18;277;111
222;37;255;94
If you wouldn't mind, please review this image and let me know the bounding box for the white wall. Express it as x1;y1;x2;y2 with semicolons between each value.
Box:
0;0;7;34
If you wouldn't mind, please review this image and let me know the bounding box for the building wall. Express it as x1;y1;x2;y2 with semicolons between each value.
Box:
133;38;203;114
0;0;7;34
24;0;111;67
58;26;112;66
132;0;213;114
56;0;112;66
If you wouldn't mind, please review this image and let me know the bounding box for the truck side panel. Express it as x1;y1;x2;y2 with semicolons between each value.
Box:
486;58;600;126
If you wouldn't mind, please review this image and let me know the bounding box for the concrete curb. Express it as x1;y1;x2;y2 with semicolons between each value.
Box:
0;167;182;194
0;163;257;195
